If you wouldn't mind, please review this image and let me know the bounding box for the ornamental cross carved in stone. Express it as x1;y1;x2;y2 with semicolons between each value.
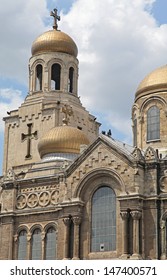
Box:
61;104;73;125
21;123;38;159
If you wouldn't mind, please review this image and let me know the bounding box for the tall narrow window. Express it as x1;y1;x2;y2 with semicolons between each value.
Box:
147;106;160;141
68;67;74;93
31;228;42;260
51;63;61;90
69;220;74;259
133;117;137;147
18;230;27;260
45;227;57;260
35;64;43;91
91;186;116;252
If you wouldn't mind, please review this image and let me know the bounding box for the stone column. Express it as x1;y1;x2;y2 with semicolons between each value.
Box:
27;233;31;260
41;231;46;260
160;220;166;260
131;210;142;259
63;217;71;259
72;216;81;260
120;211;129;259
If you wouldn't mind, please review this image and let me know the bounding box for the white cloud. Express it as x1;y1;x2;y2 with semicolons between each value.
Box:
0;88;24;131
0;0;48;84
0;0;167;145
59;0;167;143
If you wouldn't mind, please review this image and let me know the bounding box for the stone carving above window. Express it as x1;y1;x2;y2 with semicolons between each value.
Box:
131;147;144;162
144;146;158;161
160;171;167;193
16;186;59;210
17;194;27;209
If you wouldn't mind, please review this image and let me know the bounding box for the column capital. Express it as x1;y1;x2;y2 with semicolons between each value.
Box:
160;220;166;229
130;210;141;220
120;211;129;220
27;233;32;242
13;234;18;242
72;216;82;225
63;217;71;226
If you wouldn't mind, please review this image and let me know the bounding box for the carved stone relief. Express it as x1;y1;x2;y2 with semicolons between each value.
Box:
160;170;167;193
16;185;59;209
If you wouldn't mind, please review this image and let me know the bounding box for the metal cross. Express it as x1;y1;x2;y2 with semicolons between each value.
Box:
50;8;60;30
21;123;38;159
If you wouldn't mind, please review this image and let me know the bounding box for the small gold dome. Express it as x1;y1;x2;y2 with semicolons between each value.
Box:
136;65;167;97
38;126;89;158
31;29;78;57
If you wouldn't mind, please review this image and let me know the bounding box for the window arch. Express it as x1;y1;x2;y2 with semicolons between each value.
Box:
18;230;27;260
35;64;43;91
31;228;42;260
45;227;57;260
147;105;160;141
91;186;116;252
68;67;74;93
51;63;61;90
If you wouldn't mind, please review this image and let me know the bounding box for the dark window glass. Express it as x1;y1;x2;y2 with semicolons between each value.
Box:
91;186;116;252
35;64;43;91
68;67;74;93
32;228;42;260
69;220;74;259
45;227;57;260
18;230;27;260
147;106;160;141
51;63;61;90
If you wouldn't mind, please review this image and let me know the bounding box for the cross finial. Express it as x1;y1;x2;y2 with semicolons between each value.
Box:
50;8;60;30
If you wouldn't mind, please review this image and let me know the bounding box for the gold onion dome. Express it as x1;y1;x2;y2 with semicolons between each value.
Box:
136;65;167;98
38;126;90;158
31;29;78;57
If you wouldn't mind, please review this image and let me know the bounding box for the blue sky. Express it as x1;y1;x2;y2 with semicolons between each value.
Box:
0;0;167;174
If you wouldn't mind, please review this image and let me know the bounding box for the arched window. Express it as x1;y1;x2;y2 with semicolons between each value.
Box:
45;227;57;260
68;67;74;93
35;64;43;91
147;106;160;141
18;230;27;260
91;186;116;252
31;228;42;260
51;63;61;90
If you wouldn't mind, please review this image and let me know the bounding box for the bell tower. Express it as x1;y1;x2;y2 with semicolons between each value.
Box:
2;9;100;175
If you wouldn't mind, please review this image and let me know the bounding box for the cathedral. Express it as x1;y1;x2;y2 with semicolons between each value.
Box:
0;9;167;260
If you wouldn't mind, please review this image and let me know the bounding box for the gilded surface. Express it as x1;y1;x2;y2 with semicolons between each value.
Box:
31;29;78;57
136;65;167;96
38;126;90;157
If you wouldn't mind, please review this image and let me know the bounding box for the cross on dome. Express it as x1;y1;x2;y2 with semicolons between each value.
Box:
50;8;60;30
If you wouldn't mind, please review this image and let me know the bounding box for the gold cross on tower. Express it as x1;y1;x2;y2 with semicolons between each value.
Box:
21;124;38;159
61;104;73;125
50;8;60;30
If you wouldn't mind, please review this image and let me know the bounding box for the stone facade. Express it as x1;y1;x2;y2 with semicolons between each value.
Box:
0;15;167;260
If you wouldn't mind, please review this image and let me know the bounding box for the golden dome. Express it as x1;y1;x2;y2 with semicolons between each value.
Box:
38;126;89;158
31;29;78;57
136;65;167;97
